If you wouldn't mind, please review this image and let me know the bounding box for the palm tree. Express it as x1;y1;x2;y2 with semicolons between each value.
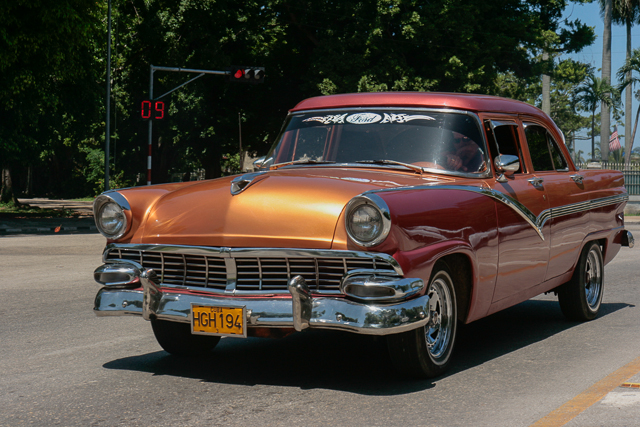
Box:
618;49;640;162
612;0;640;163
574;74;619;160
599;0;614;161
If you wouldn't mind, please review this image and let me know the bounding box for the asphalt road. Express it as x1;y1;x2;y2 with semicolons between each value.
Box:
1;227;639;427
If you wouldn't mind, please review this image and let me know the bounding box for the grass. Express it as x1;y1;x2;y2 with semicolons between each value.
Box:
0;200;80;218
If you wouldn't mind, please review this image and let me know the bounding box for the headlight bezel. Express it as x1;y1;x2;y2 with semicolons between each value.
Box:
93;192;131;240
345;194;391;247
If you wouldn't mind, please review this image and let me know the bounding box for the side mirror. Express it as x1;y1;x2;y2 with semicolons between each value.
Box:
494;154;519;183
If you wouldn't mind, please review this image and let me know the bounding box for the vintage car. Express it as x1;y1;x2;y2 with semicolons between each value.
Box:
92;92;634;378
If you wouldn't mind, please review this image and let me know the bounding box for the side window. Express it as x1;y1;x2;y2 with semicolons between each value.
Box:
484;121;523;173
524;124;568;172
547;136;568;171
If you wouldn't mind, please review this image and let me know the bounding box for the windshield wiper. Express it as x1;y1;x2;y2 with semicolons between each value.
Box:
270;159;336;169
355;159;424;175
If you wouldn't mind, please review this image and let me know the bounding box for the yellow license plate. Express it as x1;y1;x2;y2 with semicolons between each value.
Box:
191;304;246;338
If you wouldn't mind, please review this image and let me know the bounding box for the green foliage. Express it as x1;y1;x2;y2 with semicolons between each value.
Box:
1;0;600;198
491;58;594;141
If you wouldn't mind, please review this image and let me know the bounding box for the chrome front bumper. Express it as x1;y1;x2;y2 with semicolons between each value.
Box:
93;265;431;336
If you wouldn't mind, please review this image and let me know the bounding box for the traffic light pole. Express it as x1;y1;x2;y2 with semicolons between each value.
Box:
146;65;263;185
146;65;230;185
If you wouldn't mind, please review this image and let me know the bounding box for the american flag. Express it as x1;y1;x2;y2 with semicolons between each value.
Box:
609;125;621;151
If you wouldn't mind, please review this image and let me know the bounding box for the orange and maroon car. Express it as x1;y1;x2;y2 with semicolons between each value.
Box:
92;92;634;378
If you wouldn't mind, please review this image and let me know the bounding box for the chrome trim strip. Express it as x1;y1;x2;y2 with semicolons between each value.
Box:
366;185;629;241
96;190;131;211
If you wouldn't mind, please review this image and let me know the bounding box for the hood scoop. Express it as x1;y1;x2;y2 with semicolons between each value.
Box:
230;172;267;195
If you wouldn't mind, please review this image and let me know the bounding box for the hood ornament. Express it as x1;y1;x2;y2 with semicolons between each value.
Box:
230;171;267;195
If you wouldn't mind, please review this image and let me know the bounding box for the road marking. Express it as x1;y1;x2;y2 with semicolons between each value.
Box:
530;355;640;427
621;382;640;389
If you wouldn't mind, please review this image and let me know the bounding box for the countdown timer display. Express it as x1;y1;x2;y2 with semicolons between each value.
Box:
141;100;165;119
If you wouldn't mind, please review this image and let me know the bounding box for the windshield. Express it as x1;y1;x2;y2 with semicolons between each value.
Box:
264;109;487;174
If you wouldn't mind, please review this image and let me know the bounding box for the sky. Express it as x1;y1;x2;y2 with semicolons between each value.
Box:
559;1;639;158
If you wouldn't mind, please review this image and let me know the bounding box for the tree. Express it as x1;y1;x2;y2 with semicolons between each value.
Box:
492;59;593;141
574;74;620;160
0;0;103;201
618;48;640;161
0;0;602;197
599;0;614;160
612;0;640;163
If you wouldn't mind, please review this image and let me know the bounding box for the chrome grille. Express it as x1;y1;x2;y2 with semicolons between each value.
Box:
105;248;227;290
105;247;397;294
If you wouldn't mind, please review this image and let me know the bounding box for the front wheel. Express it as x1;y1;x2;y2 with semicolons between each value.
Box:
151;319;220;356
558;242;604;321
387;264;458;378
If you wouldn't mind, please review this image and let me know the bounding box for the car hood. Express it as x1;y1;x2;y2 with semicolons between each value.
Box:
130;167;448;248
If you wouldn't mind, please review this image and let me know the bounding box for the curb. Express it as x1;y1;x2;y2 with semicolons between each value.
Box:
0;217;98;236
0;225;98;235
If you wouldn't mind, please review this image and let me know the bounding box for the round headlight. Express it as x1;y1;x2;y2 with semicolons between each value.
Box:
349;204;383;242
94;193;130;239
345;195;391;247
99;203;125;235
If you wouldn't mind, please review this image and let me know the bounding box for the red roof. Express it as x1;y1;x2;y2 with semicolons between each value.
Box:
291;92;544;116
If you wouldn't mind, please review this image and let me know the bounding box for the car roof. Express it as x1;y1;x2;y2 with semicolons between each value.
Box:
290;92;544;117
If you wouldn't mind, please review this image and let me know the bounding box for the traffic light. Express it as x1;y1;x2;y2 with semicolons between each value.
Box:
227;66;265;84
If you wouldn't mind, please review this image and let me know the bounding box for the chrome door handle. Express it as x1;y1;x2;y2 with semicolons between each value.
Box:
571;174;584;184
528;177;544;187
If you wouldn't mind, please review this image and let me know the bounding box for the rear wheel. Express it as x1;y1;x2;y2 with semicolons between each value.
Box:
558;242;604;321
387;264;458;378
151;319;220;356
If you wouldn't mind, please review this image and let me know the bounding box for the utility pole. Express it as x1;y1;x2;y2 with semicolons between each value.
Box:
238;112;243;172
104;0;112;191
541;52;551;116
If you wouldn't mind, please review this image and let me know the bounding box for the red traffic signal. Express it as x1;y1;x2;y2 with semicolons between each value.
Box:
227;66;265;84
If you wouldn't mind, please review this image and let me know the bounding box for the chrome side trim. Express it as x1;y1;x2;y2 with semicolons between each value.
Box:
366;185;629;241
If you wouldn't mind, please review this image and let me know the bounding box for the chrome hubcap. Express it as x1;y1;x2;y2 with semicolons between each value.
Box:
425;274;453;360
584;248;603;309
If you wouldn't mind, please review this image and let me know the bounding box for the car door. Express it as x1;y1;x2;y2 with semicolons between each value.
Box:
522;121;591;281
482;117;551;304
